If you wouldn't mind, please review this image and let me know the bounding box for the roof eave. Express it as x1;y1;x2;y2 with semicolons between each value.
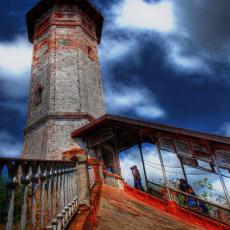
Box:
71;114;230;146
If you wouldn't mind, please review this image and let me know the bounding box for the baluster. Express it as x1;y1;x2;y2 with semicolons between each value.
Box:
62;165;65;209
72;165;75;200
51;218;58;230
71;165;75;201
66;165;71;223
20;161;31;230
66;166;70;219
31;162;39;229
36;164;42;228
68;167;73;216
62;165;66;224
64;165;69;223
73;162;78;210
61;164;66;227
71;165;76;212
57;167;61;215
65;165;69;207
69;167;73;202
73;163;76;198
57;214;63;230
56;163;63;230
67;167;71;201
68;166;73;216
6;161;19;230
40;163;47;228
6;186;16;230
50;163;54;219
70;163;75;213
56;164;61;215
46;164;52;226
51;163;57;223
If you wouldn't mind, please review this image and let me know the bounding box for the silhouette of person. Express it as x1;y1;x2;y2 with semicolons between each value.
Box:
179;179;208;214
179;179;196;208
130;165;144;191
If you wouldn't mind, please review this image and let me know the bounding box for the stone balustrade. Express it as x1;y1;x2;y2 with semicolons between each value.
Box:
0;158;78;230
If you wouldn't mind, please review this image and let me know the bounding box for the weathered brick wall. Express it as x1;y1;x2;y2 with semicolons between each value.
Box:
27;30;50;126
23;124;47;159
45;119;88;160
22;4;105;159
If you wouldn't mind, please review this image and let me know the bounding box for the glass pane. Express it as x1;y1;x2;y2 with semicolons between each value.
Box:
119;145;146;190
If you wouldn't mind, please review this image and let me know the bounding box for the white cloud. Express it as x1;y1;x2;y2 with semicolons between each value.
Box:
0;36;31;103
103;0;230;77
166;0;230;76
105;0;210;75
0;38;31;159
136;105;165;119
113;0;175;33
105;83;165;119
212;179;226;194
100;37;138;62
167;39;211;74
0;36;32;78
0;132;22;158
220;122;230;137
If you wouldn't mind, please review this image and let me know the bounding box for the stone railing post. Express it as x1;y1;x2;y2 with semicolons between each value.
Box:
87;158;102;184
63;148;90;207
77;154;90;206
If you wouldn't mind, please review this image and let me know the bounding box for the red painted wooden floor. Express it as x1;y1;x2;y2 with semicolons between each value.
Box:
96;184;202;230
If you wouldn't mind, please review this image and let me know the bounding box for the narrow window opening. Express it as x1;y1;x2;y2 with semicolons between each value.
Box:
34;85;43;106
88;47;92;57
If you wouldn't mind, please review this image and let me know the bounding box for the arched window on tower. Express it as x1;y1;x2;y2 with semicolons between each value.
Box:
88;46;94;60
33;84;43;106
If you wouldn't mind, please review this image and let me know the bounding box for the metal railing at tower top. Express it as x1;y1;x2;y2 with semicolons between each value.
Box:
86;0;103;14
0;158;78;230
28;0;103;15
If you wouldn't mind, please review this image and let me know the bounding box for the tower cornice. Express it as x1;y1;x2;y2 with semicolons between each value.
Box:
24;112;95;134
26;0;103;43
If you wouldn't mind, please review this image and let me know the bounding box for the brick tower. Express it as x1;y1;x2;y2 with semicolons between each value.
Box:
22;0;105;159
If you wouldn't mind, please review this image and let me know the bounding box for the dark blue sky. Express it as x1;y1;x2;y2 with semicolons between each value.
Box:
0;0;230;157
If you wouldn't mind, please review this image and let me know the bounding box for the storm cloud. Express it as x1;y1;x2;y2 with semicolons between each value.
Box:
169;0;230;76
0;0;230;158
100;0;230;77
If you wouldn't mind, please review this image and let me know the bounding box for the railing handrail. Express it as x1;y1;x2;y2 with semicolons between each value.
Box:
103;170;124;180
0;157;77;163
147;180;230;212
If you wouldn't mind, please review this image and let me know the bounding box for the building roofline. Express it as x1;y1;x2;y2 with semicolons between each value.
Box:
71;114;230;145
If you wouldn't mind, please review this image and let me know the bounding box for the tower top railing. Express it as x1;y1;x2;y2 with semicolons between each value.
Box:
86;0;102;14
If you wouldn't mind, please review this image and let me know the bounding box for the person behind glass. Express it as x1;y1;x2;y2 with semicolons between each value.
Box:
179;179;208;214
179;179;197;208
106;164;113;173
130;165;144;191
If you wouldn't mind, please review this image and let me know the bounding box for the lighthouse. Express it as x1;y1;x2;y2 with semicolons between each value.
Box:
22;0;105;159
